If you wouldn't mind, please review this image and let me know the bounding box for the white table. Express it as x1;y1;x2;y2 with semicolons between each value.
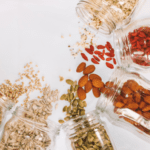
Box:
0;0;150;149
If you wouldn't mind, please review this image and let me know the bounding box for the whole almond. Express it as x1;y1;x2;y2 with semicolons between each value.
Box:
76;62;86;73
78;75;88;87
85;80;92;93
92;78;104;88
92;87;101;98
77;87;86;100
83;65;95;74
89;74;101;81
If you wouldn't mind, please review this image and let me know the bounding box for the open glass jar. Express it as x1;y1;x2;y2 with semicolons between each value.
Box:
0;106;60;150
114;18;150;71
96;67;150;142
76;0;144;35
63;110;117;150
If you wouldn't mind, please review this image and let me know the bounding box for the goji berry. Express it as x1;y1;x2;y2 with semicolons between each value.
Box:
85;48;93;55
113;58;116;64
106;58;112;61
98;54;105;60
81;53;88;61
105;52;115;57
90;45;94;51
91;58;99;64
94;51;102;55
106;62;114;69
97;45;105;49
93;55;100;62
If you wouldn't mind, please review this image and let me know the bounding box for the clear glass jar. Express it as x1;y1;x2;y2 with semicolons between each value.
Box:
114;18;150;71
0;94;14;127
0;106;60;150
63;110;117;150
96;67;150;142
76;0;144;35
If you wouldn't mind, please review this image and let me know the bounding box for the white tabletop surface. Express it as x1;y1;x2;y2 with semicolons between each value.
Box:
0;0;150;149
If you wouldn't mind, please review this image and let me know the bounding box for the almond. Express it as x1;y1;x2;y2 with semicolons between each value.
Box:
78;75;88;87
92;87;100;98
77;87;86;100
76;62;86;73
89;74;101;81
85;80;92;93
92;78;104;88
83;65;95;74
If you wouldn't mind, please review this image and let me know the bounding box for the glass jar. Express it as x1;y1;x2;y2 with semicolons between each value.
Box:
114;18;150;71
63;110;117;150
0;94;14;127
0;106;60;150
96;67;150;142
76;0;144;35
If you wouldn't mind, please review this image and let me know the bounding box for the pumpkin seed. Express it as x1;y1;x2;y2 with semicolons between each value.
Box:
58;120;64;124
64;116;70;121
66;79;74;85
60;94;67;100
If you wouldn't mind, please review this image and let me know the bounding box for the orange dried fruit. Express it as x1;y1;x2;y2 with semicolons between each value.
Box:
143;112;150;119
121;86;133;95
83;65;95;74
133;92;141;103
143;96;150;104
78;75;88;87
139;101;146;109
127;102;138;110
85;80;92;93
126;80;139;92
116;95;124;102
92;87;101;98
77;87;86;100
76;62;86;73
92;79;104;88
142;105;150;112
136;110;142;115
114;102;124;108
105;81;114;88
89;74;101;81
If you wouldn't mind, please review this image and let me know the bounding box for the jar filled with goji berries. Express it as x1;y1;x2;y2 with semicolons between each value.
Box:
76;0;144;35
96;67;150;142
114;18;150;71
63;110;117;150
0;106;60;150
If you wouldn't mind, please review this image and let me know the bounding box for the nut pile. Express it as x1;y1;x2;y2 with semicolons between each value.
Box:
77;63;104;100
59;79;87;124
0;117;51;150
70;120;114;150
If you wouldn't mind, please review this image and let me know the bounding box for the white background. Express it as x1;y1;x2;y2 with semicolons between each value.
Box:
0;0;150;149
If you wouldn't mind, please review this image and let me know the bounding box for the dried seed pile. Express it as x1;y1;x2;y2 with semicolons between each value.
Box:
0;117;51;149
81;42;116;69
77;63;104;100
70;119;114;150
59;79;87;124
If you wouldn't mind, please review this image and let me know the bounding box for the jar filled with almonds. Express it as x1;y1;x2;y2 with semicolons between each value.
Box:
63;111;116;150
76;0;144;35
97;67;150;142
0;106;60;150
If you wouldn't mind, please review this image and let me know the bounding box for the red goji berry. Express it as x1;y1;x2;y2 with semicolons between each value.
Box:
106;62;114;69
81;53;88;61
93;55;100;62
105;45;111;51
132;32;138;36
90;45;94;51
97;45;105;49
105;52;115;57
102;50;105;56
113;58;116;64
139;32;146;38
94;51;102;55
106;58;112;61
85;48;93;55
98;54;105;60
91;58;99;64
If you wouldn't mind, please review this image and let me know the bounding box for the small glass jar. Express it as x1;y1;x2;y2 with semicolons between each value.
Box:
63;110;117;150
96;67;150;142
114;18;150;71
76;0;144;35
0;106;60;150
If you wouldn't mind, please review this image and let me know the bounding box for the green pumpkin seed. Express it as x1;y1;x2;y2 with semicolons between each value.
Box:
60;94;67;100
66;79;74;85
58;120;64;124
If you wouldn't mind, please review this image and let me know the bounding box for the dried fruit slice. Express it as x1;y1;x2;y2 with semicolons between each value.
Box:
76;62;86;73
85;80;92;93
77;87;86;100
92;87;100;98
92;78;104;88
89;74;102;81
83;65;95;74
78;75;88;87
